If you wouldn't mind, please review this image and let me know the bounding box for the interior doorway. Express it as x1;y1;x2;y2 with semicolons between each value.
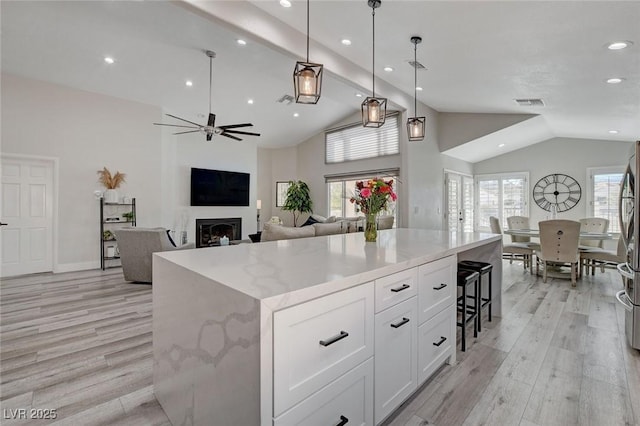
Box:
445;170;474;233
1;155;55;277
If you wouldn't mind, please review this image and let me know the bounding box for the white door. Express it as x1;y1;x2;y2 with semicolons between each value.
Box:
445;172;474;233
1;156;54;277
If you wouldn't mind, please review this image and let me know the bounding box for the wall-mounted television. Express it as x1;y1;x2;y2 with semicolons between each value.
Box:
190;168;250;206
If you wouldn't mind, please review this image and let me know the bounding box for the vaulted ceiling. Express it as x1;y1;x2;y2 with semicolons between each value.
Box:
2;1;638;161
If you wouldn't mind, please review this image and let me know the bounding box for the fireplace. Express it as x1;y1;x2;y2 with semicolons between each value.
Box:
196;218;242;248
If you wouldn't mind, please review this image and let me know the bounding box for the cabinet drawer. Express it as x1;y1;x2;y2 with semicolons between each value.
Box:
374;297;418;424
418;306;454;385
375;267;418;313
273;283;374;416
418;255;456;324
274;358;374;426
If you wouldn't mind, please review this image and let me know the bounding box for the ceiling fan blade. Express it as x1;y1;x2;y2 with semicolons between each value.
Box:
222;130;261;137
219;132;242;141
217;123;254;130
173;130;201;135
153;123;200;129
166;114;203;127
207;113;216;128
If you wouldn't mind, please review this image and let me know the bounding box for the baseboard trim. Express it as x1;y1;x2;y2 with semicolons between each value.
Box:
54;261;100;274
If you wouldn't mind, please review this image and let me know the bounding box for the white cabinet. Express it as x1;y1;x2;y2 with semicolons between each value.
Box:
418;255;456;324
274;359;374;426
273;282;375;416
418;306;453;384
374;297;418;424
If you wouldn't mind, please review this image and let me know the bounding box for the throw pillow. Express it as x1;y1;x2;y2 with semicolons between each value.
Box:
166;229;177;247
312;222;347;236
325;216;337;223
301;216;320;227
260;223;316;242
310;214;327;223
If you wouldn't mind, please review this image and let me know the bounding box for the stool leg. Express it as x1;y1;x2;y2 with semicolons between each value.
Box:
476;276;481;333
487;270;492;322
461;283;466;352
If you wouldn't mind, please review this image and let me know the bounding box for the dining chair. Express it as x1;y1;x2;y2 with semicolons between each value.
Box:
578;217;609;249
489;216;534;270
580;235;625;276
506;215;541;251
537;219;581;286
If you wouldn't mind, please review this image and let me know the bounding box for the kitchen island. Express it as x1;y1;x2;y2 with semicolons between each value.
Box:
153;229;502;425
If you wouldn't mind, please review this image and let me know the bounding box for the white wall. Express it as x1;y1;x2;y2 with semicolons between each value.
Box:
1;73;257;272
474;137;632;227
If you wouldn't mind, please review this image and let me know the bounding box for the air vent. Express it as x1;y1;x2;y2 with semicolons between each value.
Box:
514;98;545;107
276;94;294;105
408;60;426;70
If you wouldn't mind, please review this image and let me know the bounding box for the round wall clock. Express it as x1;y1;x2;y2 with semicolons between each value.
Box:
533;173;581;212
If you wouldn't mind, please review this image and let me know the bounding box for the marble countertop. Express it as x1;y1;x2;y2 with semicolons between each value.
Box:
155;228;501;307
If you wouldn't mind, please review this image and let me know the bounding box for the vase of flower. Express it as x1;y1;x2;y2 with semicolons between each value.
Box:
349;178;397;243
364;212;377;242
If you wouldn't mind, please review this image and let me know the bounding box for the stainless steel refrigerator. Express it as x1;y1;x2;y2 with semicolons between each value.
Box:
617;140;640;350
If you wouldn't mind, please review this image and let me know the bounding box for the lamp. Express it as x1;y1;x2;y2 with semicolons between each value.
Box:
293;0;323;104
362;0;387;128
407;36;425;141
257;199;262;231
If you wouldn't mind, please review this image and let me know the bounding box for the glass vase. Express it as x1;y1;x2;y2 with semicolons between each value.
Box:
364;213;377;242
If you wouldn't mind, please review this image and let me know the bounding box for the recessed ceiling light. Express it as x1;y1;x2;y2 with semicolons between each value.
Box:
247;99;254;104
606;77;624;84
607;41;633;50
279;0;291;7
293;112;299;117
185;80;193;87
341;39;352;46
237;39;247;46
355;93;363;97
383;66;394;72
498;143;505;148
416;86;423;91
104;56;114;64
609;130;619;134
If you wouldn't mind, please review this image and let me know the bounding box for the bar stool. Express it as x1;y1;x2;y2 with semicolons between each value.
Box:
458;260;493;332
457;269;479;351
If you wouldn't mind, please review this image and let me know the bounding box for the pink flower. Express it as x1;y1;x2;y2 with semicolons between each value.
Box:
391;192;397;202
360;188;372;198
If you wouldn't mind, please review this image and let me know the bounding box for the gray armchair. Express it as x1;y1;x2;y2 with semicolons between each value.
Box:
115;227;195;283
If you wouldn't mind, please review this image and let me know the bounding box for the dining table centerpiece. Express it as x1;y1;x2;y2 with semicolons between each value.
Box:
350;178;397;242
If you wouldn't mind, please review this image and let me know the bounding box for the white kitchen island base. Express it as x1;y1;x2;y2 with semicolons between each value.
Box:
153;229;502;425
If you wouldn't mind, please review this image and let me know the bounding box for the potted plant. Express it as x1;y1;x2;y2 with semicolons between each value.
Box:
281;180;313;227
97;167;126;203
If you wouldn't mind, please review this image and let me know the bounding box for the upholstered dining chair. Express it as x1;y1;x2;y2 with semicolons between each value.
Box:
537;219;581;286
580;235;625;276
506;215;541;251
489;216;535;270
578;217;609;249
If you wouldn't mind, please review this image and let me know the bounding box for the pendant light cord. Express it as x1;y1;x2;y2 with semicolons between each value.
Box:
306;0;310;62
413;41;417;116
209;55;212;114
372;6;376;97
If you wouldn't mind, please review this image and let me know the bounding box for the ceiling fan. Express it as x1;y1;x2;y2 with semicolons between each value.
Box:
153;50;260;141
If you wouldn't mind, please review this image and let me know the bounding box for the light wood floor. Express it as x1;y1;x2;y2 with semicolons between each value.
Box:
1;262;639;425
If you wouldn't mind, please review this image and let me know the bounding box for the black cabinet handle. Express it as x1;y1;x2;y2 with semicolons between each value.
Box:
391;317;410;328
391;283;410;293
0;222;8;226
336;415;349;426
319;331;349;347
433;336;447;347
433;283;447;290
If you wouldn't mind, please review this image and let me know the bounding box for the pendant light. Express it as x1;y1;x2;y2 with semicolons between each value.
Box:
293;0;323;104
407;36;426;141
361;0;387;128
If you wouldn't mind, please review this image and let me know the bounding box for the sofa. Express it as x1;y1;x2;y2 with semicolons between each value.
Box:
115;227;195;283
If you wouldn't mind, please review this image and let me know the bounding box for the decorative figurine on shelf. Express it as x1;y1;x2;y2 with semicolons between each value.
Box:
97;167;126;203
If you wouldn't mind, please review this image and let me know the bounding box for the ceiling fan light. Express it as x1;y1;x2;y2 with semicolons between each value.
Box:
362;96;387;127
293;62;323;104
407;116;426;141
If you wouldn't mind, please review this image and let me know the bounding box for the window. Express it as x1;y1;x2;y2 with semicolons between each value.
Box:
326;169;399;225
476;172;529;231
588;166;624;233
325;113;399;164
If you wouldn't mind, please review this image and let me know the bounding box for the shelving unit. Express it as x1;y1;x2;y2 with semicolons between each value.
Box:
100;197;136;270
